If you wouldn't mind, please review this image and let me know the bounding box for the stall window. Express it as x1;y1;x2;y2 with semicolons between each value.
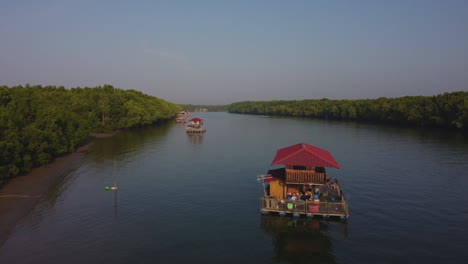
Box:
292;165;307;170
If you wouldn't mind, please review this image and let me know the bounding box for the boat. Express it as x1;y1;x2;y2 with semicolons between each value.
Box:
258;143;349;220
186;117;206;133
175;111;187;123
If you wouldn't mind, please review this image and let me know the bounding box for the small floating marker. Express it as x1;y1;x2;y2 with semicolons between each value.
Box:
340;215;347;221
110;160;119;191
279;211;286;216
293;213;300;218
307;213;314;218
105;186;110;190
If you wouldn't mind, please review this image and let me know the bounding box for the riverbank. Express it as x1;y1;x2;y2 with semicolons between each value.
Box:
90;130;121;138
0;143;92;244
0;129;144;244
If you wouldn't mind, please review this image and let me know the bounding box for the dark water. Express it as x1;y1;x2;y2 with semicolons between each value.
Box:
1;112;468;263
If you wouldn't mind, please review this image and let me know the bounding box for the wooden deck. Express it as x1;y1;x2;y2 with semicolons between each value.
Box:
260;186;349;219
186;127;206;133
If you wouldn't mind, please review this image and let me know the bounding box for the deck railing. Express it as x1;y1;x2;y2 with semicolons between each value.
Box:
260;194;349;218
285;169;326;184
186;127;206;133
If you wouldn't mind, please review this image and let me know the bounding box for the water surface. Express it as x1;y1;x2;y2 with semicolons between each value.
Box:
1;112;467;263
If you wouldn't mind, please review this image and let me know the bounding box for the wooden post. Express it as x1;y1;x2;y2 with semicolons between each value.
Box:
283;181;286;200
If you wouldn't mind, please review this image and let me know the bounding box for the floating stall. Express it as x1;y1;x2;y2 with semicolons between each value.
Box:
186;117;206;133
176;111;188;123
259;143;349;220
176;115;186;123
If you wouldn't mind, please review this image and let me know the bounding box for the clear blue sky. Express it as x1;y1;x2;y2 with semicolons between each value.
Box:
1;0;467;104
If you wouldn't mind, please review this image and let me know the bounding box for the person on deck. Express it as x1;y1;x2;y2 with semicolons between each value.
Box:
291;193;298;201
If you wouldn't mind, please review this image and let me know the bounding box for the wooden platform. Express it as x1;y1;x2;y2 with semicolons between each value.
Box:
260;189;349;219
186;127;206;133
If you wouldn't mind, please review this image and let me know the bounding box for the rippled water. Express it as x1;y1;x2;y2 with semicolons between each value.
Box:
1;112;468;263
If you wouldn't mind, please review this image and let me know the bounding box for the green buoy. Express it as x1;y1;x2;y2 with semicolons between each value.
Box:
105;186;110;190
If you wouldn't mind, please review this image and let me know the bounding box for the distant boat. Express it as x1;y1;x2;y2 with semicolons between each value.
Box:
176;112;187;123
186;117;206;133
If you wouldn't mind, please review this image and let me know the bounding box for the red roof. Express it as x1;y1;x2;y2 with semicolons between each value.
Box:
271;143;341;169
188;118;204;122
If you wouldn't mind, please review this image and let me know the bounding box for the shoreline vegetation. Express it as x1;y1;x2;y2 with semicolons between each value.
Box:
180;104;228;112
227;91;468;130
0;84;180;185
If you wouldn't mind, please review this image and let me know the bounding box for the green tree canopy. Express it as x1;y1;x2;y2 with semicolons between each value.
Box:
0;84;180;183
228;91;468;129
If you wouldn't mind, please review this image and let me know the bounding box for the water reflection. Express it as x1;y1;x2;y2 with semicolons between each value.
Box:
113;190;119;221
261;215;343;264
187;134;204;145
3;113;467;263
88;120;174;162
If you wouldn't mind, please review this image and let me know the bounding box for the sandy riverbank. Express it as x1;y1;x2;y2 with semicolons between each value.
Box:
0;143;95;244
0;130;123;244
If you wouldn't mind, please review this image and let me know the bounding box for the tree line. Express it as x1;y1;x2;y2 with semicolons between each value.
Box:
180;104;228;112
227;91;468;129
0;84;180;183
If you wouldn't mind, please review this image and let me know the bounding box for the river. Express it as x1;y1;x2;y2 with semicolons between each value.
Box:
1;112;467;263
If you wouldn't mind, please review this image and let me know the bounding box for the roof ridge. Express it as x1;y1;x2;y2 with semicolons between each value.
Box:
304;147;334;166
272;143;303;164
272;143;340;169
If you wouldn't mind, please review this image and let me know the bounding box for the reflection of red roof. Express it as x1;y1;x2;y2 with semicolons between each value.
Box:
271;143;340;169
188;118;204;122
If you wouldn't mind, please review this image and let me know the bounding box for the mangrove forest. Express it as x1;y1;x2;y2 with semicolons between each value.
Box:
0;84;179;183
228;91;468;129
180;104;228;112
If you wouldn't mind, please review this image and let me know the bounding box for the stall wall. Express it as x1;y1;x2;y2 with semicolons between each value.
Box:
270;181;285;199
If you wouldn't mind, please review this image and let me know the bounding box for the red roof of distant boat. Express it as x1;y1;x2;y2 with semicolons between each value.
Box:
188;118;204;122
271;143;341;169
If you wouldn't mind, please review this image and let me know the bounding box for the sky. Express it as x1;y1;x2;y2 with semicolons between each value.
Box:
1;0;467;104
